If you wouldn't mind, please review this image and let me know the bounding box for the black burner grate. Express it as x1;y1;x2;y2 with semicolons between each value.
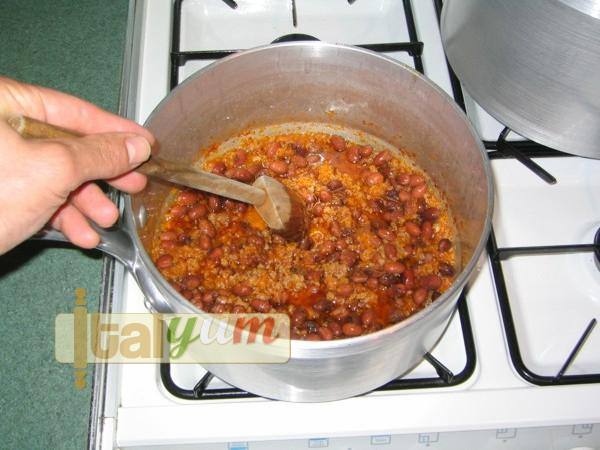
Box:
160;0;477;400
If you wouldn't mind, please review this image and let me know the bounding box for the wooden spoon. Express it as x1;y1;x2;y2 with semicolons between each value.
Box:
8;115;307;241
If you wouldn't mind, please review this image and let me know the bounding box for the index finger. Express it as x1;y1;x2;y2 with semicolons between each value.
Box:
0;77;154;143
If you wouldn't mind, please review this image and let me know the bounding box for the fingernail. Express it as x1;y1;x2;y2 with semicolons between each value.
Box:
125;136;151;166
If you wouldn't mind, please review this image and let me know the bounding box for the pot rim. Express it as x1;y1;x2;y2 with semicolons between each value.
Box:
129;41;494;356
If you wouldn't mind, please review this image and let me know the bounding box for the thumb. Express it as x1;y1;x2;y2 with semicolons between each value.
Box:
61;132;151;184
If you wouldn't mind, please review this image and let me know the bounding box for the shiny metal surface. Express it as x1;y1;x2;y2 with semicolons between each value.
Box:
43;43;493;401
442;0;600;158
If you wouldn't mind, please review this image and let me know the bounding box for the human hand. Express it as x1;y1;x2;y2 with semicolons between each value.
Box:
0;76;154;254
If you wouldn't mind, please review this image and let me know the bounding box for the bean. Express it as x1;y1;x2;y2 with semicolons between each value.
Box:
361;310;375;327
405;221;421;237
364;171;384;186
181;289;194;300
422;221;433;241
232;305;248;314
366;277;379;289
331;306;350;320
409;174;425;186
306;154;322;164
269;160;288;175
318;326;334;340
231;168;254;182
346;145;361;163
327;321;341;337
423;274;442;290
188;204;208;220
342;323;363;337
384;261;406;274
327;179;343;191
266;142;281;158
170;205;187;218
376;227;395;241
313;299;332;312
389;308;404;323
161;240;176;250
398;190;411;202
209;247;223;261
179;191;198;206
231;148;247;165
403;269;415;289
439;262;455;277
300;236;314;251
330;135;347;152
156;255;173;269
438;238;453;252
318;190;333;202
160;231;177;241
198;219;216;237
208;196;223;212
312;204;324;218
384;243;397;259
422;207;440;222
340;249;359;267
351;271;368;283
336;283;353;297
199;235;212;250
373;150;392;166
359;145;373;157
291;155;308;168
330;222;342;238
414;288;428;305
233;283;252;297
291;308;308;327
411;184;427;199
397;173;410;185
184;275;201;290
235;202;248;214
321;241;336;256
272;292;290;306
251;299;271;313
211;161;227;175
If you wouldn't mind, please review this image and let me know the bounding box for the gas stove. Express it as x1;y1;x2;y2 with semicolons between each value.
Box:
89;1;600;448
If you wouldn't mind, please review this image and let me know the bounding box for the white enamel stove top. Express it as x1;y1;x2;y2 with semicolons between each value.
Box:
100;1;600;449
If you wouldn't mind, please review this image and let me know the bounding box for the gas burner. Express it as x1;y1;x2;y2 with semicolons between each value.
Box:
271;33;320;44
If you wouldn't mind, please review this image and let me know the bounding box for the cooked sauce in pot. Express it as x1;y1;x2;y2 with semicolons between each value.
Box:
151;127;457;340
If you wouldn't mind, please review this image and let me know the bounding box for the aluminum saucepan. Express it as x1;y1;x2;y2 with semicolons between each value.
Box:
42;42;493;402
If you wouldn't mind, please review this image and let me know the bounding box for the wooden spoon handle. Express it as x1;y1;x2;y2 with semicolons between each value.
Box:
8;115;266;205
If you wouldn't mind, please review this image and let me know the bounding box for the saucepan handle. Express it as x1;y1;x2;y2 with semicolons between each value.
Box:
34;222;137;269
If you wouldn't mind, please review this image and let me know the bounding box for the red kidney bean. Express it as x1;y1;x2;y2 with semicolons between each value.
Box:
340;249;359;267
366;277;379;289
161;240;176;250
251;299;271;313
411;184;427;199
409;174;425;186
199;235;212;251
376;227;395;241
402;269;415;289
211;161;227;175
300;236;315;251
269;160;288;175
305;334;321;341
336;283;353;297
313;299;332;312
422;207;440;222
398;190;411;202
170;205;187;218
373;150;391;166
351;271;368;284
346;145;362;163
160;231;177;241
414;288;428;305
179;191;198;206
331;306;349;320
232;305;247;314
318;326;334;340
291;308;308;327
330;135;347;152
384;243;398;259
272;292;290;306
291;155;308;168
421;221;433;241
231;168;254;182
330;222;342;238
361;310;375;327
306;154;322;164
312;203;324;217
207;196;222;212
184;275;201;290
384;261;406;274
327;179;343;191
405;221;421;237
233;283;252;297
156;255;173;269
318;190;333;202
198;219;216;237
188;204;208;220
266;142;280;157
234;149;247;165
342;322;363;337
359;145;373;157
208;247;223;261
383;211;403;223
423;274;442;290
327;321;341;337
438;239;453;252
439;262;455;277
364;171;384;186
